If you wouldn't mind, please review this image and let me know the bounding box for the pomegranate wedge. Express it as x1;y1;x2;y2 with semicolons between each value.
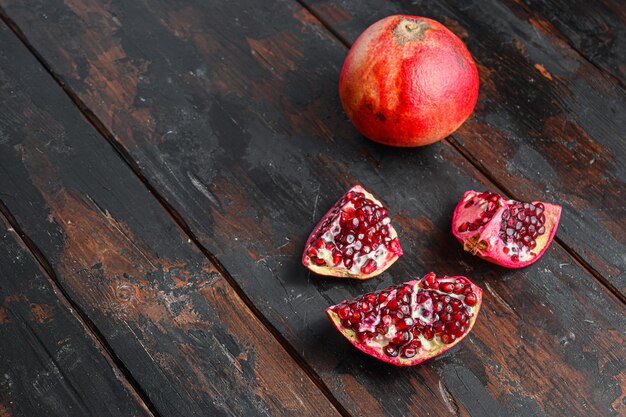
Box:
327;273;482;366
302;185;403;279
452;191;562;268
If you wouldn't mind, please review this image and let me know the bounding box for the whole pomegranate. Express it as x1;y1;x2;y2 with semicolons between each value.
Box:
327;273;482;366
339;15;479;147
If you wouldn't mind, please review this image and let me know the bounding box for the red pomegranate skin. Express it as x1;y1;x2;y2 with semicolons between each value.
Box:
339;15;479;147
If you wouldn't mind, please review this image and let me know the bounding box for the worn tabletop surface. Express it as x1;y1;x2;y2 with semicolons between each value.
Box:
0;0;624;416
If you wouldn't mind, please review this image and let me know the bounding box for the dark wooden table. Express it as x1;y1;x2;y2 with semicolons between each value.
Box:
0;1;624;416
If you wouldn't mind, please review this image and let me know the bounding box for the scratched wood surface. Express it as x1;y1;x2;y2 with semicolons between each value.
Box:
0;213;152;417
0;0;624;416
0;23;341;417
299;0;626;293
510;0;626;85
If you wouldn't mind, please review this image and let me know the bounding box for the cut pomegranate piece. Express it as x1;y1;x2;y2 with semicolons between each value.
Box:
327;273;482;366
302;185;403;279
452;191;562;268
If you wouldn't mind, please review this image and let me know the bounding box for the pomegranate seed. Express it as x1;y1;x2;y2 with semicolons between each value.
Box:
392;331;410;344
332;252;342;266
312;257;326;266
357;332;370;341
455;326;467;338
441;333;456;344
360;259;377;275
315;239;324;248
389;238;402;255
433;322;444;334
441;282;454;293
445;321;459;334
384;345;398;357
396;317;414;331
402;347;417;358
459;222;469;232
424;273;436;286
387;299;399;309
336;305;350;319
343;258;353;269
465;293;477;306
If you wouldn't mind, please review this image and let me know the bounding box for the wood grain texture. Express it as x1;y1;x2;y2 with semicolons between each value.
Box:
0;22;340;417
511;0;626;85
0;213;152;417
298;0;626;293
1;0;624;416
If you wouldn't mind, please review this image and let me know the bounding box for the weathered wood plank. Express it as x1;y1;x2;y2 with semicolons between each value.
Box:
511;0;626;85
0;213;152;417
299;0;626;292
1;0;625;416
0;22;341;417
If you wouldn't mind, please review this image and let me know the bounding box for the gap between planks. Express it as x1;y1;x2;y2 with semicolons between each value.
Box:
0;200;160;417
0;10;353;417
294;0;626;305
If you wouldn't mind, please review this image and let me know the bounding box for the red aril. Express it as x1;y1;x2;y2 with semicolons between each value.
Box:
339;15;479;147
452;191;562;268
302;185;403;279
327;273;482;366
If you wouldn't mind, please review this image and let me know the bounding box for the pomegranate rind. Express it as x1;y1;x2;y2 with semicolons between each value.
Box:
326;274;482;366
452;190;562;268
302;185;402;279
